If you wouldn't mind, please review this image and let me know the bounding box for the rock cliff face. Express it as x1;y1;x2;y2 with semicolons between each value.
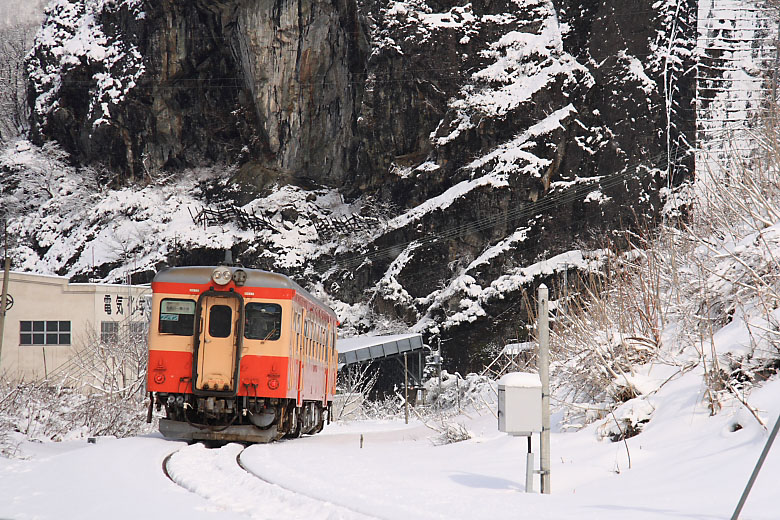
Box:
327;0;696;368
23;0;696;370
27;0;367;186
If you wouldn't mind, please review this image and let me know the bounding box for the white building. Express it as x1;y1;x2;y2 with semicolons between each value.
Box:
0;271;150;382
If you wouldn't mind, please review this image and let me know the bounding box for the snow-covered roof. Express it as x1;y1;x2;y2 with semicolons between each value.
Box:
499;372;541;388
337;333;425;367
4;270;148;290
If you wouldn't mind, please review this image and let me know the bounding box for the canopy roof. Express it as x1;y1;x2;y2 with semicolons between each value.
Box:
337;333;425;368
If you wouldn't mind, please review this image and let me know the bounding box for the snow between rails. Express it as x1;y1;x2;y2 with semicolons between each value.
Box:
165;443;372;520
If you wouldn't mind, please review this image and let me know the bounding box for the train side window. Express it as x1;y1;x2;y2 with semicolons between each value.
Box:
159;299;196;336
244;303;281;341
208;305;232;338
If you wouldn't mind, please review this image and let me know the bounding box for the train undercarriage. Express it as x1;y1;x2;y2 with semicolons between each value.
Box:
149;392;329;443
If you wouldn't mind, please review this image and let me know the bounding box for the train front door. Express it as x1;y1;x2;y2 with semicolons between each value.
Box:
194;294;242;393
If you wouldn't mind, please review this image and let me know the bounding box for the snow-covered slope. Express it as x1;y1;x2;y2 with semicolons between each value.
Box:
1;373;778;519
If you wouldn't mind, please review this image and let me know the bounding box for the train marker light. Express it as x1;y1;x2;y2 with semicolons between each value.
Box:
212;266;232;285
232;269;247;286
268;378;280;390
154;373;165;384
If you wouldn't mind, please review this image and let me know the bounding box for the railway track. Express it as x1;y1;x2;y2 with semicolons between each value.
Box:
162;443;376;520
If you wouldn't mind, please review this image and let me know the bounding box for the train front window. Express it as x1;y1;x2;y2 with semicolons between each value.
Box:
208;305;232;338
245;303;282;341
159;299;196;336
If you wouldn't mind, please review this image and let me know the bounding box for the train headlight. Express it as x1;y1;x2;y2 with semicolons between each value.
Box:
212;266;232;285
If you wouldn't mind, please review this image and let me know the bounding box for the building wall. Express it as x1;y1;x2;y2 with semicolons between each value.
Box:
0;271;150;382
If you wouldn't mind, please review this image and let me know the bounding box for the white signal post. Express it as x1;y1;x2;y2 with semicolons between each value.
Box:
538;284;551;494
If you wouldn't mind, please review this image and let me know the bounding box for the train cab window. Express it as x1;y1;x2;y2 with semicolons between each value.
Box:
244;303;282;341
159;299;196;336
208;305;232;338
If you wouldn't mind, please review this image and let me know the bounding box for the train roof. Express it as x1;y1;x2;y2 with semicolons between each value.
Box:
152;266;337;320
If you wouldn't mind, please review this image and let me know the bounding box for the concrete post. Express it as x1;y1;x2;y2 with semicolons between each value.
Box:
538;284;551;494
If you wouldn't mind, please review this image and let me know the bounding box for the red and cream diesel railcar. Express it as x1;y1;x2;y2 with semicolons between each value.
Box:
145;265;339;443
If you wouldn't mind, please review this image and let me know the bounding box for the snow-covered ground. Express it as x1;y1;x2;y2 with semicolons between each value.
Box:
1;366;778;520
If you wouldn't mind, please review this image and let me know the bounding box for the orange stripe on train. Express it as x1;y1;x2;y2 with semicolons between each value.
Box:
147;350;193;393
147;350;292;398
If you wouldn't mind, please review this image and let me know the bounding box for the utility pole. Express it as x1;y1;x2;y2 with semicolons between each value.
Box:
456;373;460;413
0;220;11;365
774;18;780;120
538;284;551;494
437;337;442;404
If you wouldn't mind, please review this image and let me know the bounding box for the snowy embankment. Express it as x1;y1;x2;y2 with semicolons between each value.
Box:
0;139;351;277
0;372;778;519
242;372;780;520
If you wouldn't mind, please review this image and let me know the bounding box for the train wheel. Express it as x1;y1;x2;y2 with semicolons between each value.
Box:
285;405;302;438
312;404;325;434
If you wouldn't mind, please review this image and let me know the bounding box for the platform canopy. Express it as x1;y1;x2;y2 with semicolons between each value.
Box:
503;342;535;355
337;333;425;369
